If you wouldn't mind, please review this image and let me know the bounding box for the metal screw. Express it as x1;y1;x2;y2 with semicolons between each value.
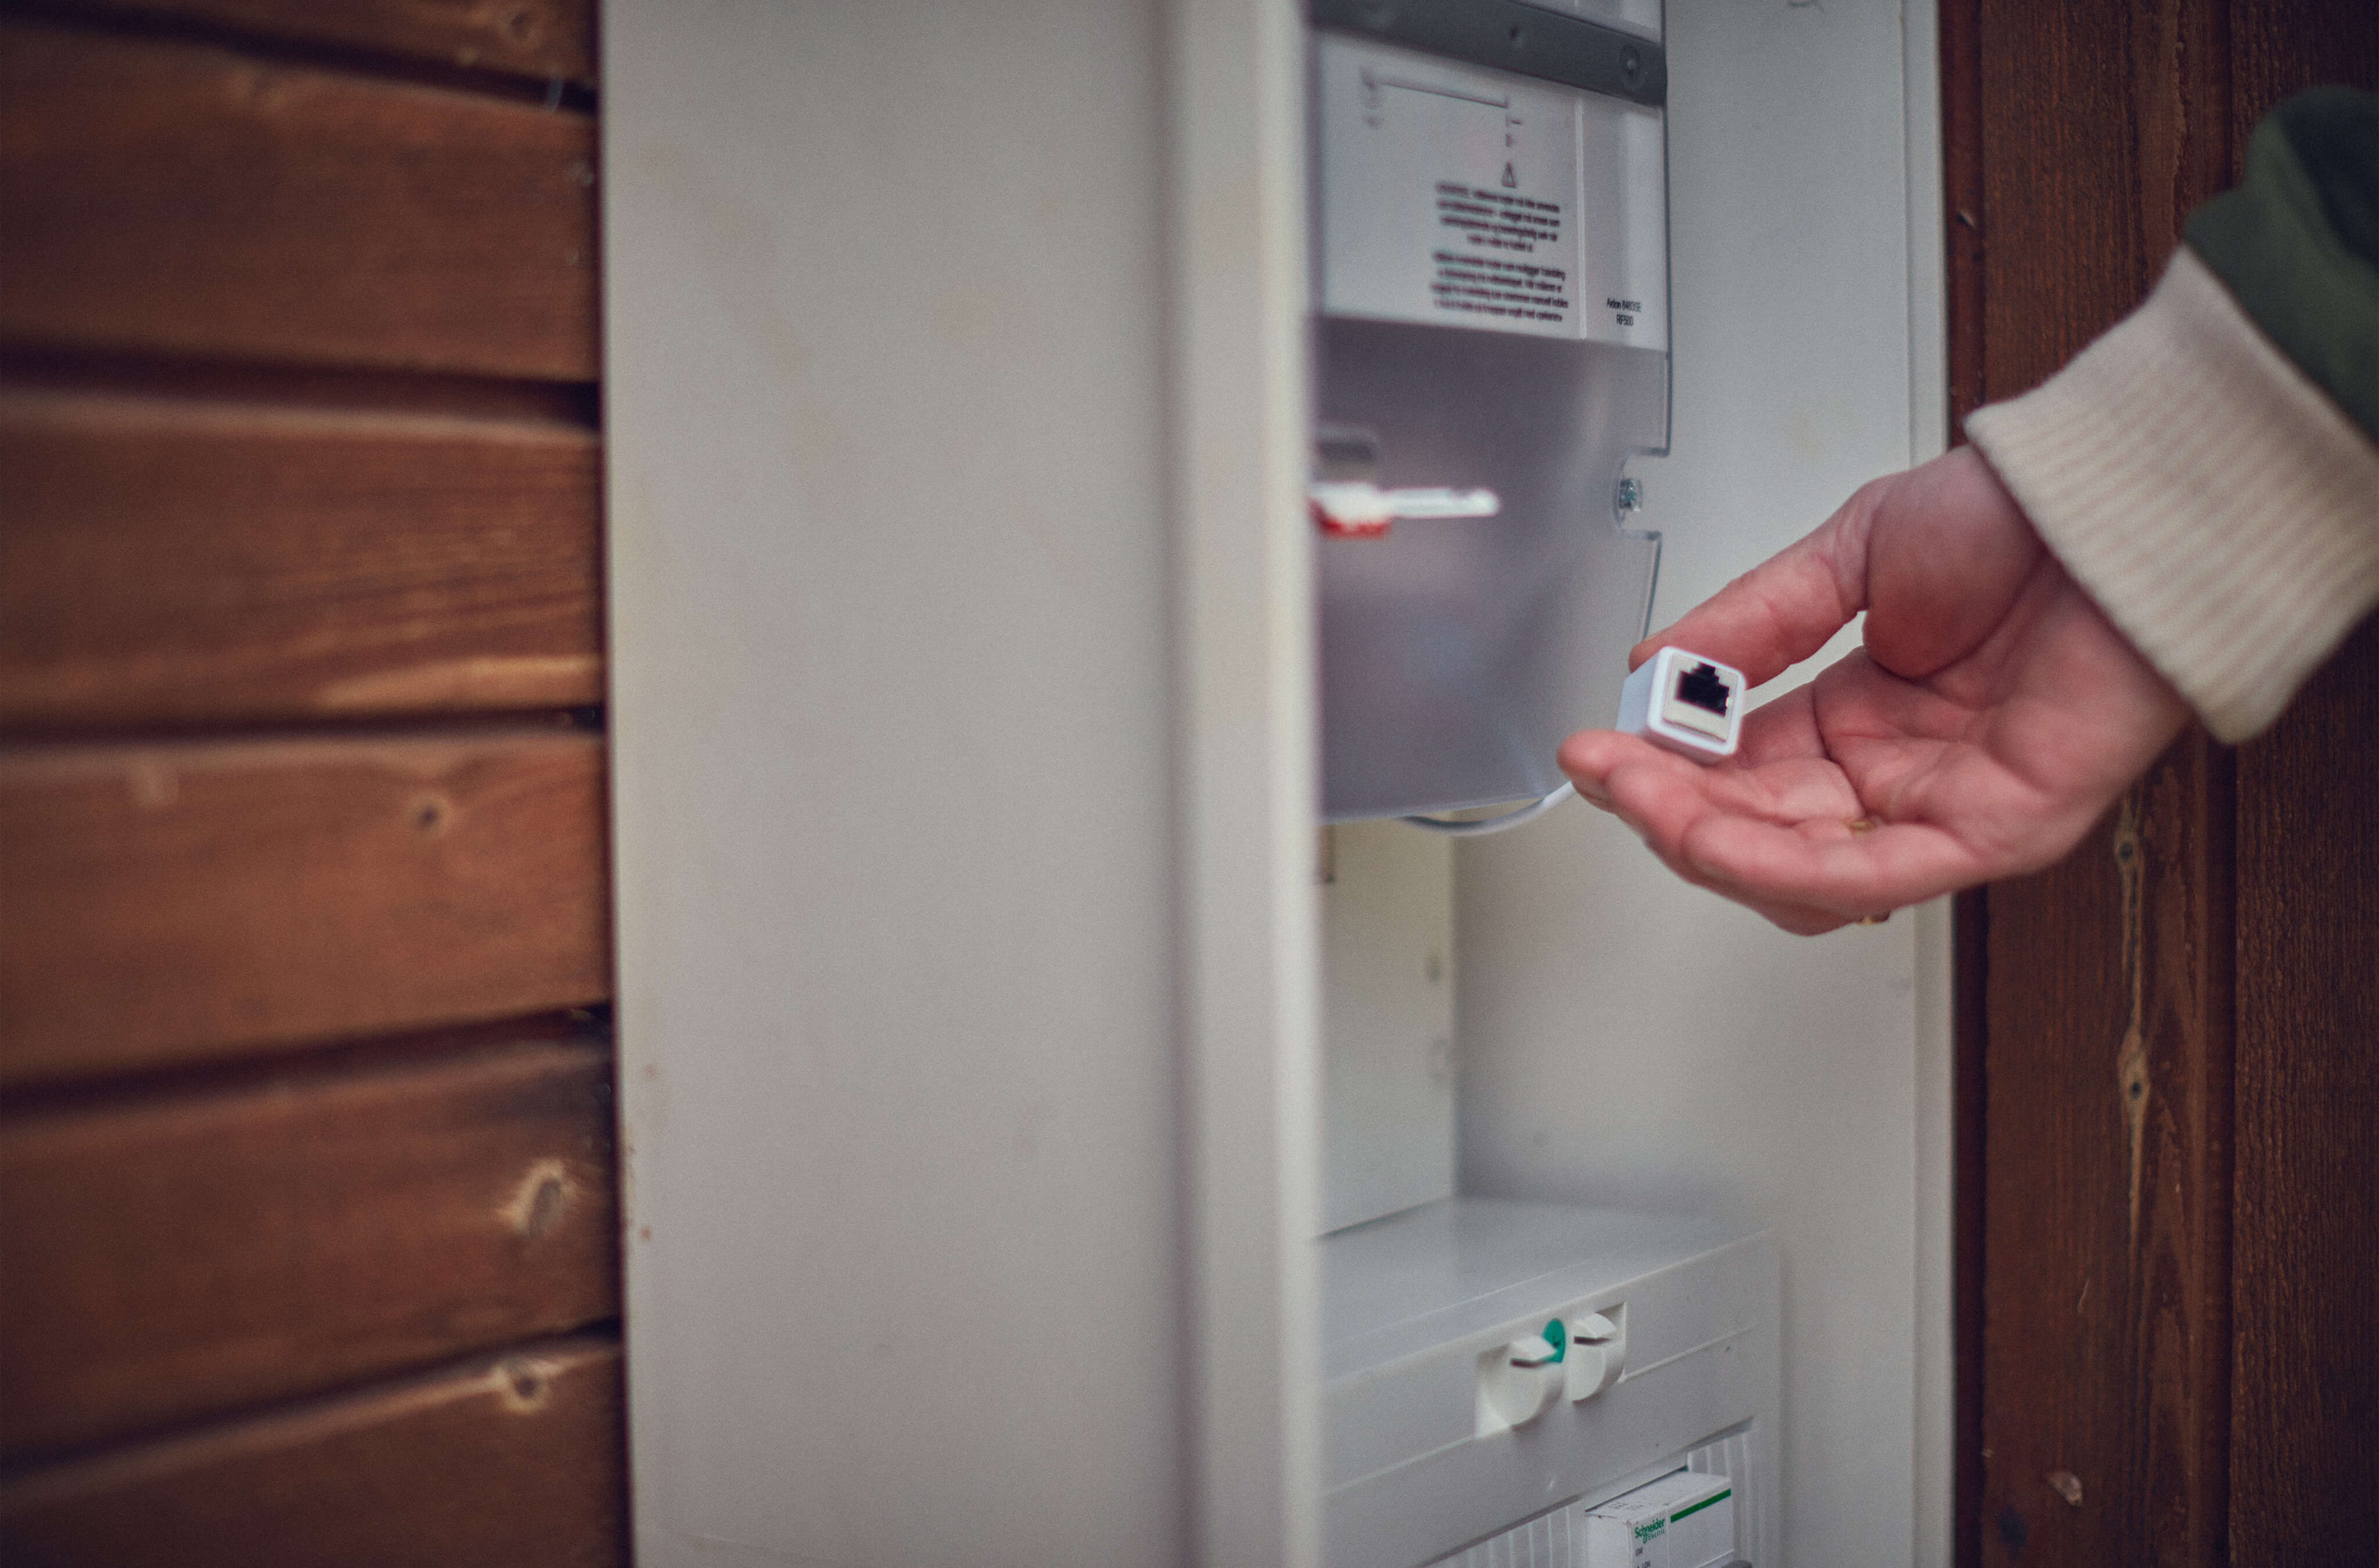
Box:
1615;477;1643;512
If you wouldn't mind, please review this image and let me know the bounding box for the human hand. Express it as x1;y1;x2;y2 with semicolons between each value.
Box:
1557;446;2190;934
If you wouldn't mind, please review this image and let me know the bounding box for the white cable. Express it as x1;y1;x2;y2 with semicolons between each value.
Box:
1399;781;1576;837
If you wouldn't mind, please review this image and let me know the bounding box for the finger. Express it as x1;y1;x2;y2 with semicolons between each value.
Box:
1733;682;1825;765
1602;758;1858;848
1578;729;1863;837
1582;783;1864;934
1561;732;1850;835
1627;481;1883;683
1861;445;2045;679
1561;686;1837;810
1557;727;1709;808
1584;742;1970;919
1677;814;1984;918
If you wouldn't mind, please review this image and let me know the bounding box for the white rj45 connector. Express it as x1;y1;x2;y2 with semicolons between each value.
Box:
1617;647;1746;762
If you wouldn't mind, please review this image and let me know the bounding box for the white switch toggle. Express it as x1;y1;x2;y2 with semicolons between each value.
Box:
1309;482;1501;538
1565;1308;1626;1402
1475;1330;1563;1436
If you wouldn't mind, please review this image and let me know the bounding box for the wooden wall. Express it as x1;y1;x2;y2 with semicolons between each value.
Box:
0;2;624;1562
1943;3;2379;1565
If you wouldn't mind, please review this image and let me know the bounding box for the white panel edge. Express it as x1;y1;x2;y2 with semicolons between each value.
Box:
1902;3;1954;1564
1166;2;1324;1565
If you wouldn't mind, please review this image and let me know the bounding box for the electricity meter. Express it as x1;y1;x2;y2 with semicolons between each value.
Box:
1311;0;1672;821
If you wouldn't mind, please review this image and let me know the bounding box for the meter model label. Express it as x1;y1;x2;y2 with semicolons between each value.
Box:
1316;33;1669;353
1318;36;1583;340
1429;180;1572;327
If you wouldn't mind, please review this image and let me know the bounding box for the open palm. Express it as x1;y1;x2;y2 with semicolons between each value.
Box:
1558;447;2189;934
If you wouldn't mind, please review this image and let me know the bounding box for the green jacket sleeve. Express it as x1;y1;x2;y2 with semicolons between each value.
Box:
2186;87;2379;443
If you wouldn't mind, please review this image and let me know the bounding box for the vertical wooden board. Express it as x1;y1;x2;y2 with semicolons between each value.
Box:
1950;883;1988;1568
2122;740;2234;1566
1960;6;2379;1560
2220;24;2378;1566
0;388;605;727
0;20;599;379
1969;5;2237;1565
2231;621;2379;1567
0;1335;626;1568
1978;820;2133;1567
2219;22;2379;1558
1981;747;2234;1568
0;731;612;1084
1942;6;1985;1542
2226;0;2379;153
28;0;598;84
1973;2;2151;398
0;1034;620;1461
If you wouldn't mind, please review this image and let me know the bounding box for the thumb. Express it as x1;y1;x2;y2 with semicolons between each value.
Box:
1629;481;1882;684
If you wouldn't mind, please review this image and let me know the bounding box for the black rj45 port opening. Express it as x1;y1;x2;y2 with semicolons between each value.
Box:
1674;661;1731;717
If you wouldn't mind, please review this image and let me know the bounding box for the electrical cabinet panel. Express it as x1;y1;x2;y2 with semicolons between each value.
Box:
1310;11;1780;1565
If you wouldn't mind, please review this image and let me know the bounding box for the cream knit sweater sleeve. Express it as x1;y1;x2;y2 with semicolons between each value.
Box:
1966;249;2379;744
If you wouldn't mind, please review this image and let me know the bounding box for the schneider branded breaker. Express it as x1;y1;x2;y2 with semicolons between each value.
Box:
1309;6;1778;1565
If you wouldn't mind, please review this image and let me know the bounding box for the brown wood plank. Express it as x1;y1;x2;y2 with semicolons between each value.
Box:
25;0;596;85
1978;813;2133;1568
2217;10;2379;1558
1970;5;2237;1566
0;1034;619;1461
2231;634;2379;1558
0;729;611;1085
2227;0;2379;157
0;1333;625;1568
0;386;603;728
1963;8;2379;1566
0;19;598;379
1979;760;2236;1568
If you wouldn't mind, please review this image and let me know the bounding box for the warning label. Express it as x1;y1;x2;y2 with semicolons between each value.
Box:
1318;39;1592;341
1429;182;1571;325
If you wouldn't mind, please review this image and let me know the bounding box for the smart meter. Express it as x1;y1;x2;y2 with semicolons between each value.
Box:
1311;0;1672;821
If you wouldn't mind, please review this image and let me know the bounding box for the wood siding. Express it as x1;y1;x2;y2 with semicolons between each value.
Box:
0;384;603;727
1;1032;617;1458
0;1336;626;1568
22;0;598;85
1945;3;2379;1565
0;20;599;378
0;730;610;1081
2230;616;2379;1560
0;2;622;1560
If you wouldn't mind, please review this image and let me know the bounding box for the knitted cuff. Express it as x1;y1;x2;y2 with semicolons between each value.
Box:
1967;249;2379;743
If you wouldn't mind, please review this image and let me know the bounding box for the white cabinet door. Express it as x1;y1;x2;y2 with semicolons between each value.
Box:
602;3;1318;1563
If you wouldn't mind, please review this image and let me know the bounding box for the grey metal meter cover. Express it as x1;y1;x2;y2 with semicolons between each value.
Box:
1311;16;1671;821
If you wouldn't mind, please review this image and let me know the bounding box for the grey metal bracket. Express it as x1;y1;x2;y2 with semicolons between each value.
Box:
1310;0;1666;107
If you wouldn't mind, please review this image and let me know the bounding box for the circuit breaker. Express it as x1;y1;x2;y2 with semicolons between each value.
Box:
1321;1199;1771;1567
1312;0;1673;821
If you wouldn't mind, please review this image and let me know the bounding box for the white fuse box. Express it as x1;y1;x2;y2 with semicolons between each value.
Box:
1322;1199;1777;1567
